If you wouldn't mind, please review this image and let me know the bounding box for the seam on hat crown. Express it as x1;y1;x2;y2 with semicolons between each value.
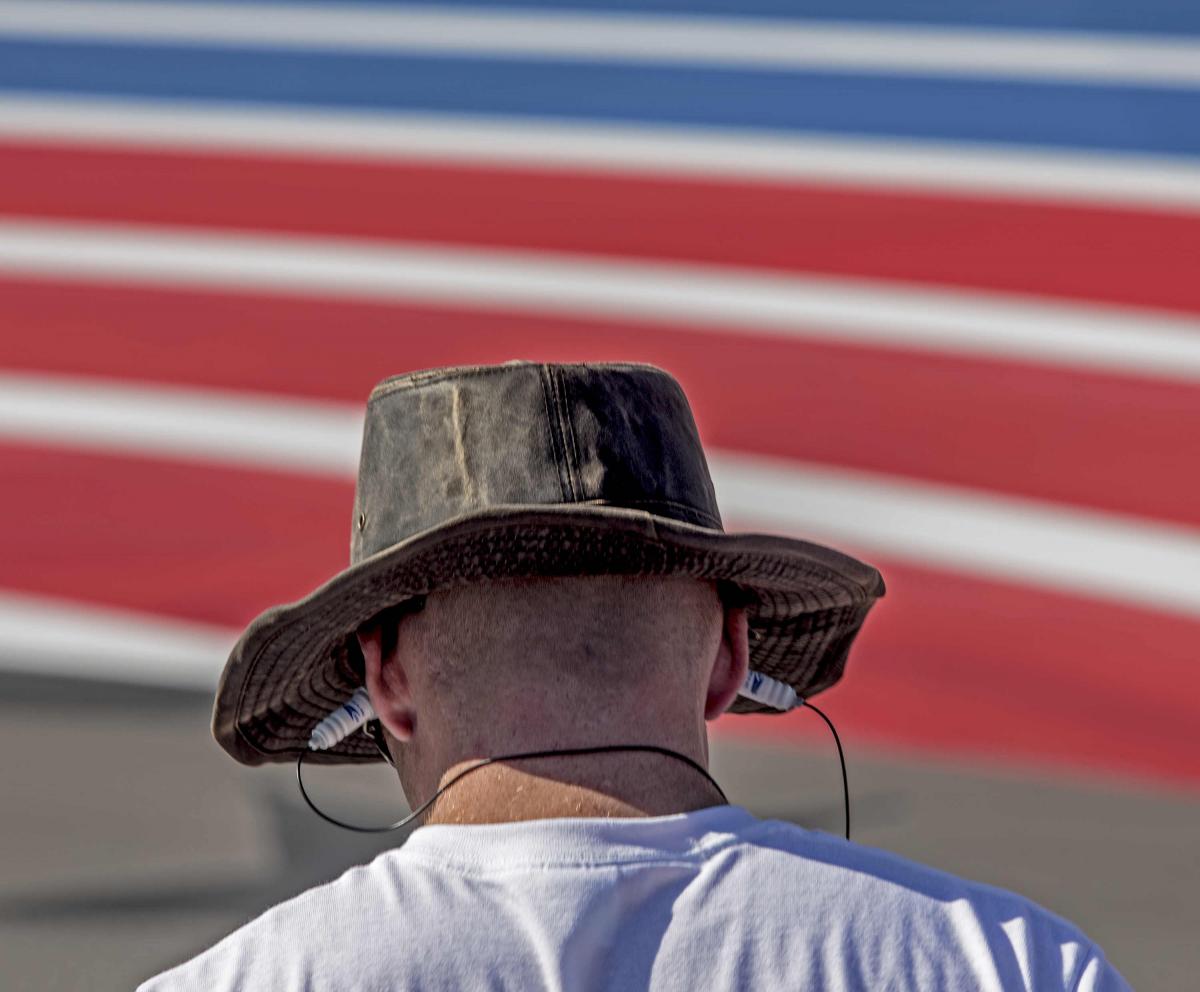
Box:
550;365;584;500
368;363;526;403
537;364;577;501
367;361;677;403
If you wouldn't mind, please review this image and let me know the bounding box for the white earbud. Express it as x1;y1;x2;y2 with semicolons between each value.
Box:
737;669;801;711
308;687;375;750
309;669;802;751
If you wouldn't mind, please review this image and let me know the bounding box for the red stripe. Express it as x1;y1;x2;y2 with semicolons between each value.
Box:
4;139;1200;313
0;442;351;628
4;275;1199;528
2;440;1196;788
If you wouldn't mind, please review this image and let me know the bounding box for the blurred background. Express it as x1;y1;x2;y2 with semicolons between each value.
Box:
1;0;1198;988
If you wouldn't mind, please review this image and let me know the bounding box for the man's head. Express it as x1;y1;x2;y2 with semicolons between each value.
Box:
213;363;883;773
357;575;749;806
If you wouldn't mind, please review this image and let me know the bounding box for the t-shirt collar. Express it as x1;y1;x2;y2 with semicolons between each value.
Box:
397;803;760;870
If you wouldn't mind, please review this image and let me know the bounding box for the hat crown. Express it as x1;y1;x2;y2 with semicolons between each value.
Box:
351;362;722;562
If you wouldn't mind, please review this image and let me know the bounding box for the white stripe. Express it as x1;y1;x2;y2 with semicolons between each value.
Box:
3;218;1200;383
3;1;1200;87
0;590;234;689
3;373;1199;619
0;372;364;473
709;452;1200;620
3;97;1200;213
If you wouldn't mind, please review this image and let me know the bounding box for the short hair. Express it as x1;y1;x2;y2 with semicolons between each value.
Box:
371;575;725;701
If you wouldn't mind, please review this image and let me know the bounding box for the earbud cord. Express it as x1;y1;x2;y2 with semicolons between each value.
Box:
803;700;850;841
296;702;850;840
297;743;727;835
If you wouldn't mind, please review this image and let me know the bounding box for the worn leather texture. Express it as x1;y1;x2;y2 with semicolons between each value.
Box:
352;363;721;565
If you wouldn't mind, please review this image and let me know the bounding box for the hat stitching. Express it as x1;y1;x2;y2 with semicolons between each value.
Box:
537;367;575;502
574;497;720;529
552;367;586;501
369;362;533;403
543;365;580;501
370;361;675;403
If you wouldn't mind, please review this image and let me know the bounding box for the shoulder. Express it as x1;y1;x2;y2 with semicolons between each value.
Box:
137;850;412;991
724;816;1127;991
739;815;1069;916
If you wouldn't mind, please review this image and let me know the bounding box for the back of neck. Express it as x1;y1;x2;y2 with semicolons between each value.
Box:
422;748;725;825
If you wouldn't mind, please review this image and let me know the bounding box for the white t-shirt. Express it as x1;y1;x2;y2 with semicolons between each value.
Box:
140;804;1130;991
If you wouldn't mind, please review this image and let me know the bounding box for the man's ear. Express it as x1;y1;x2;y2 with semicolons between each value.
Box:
359;622;415;742
705;606;749;720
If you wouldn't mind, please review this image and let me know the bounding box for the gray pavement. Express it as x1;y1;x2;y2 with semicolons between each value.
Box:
1;673;1196;990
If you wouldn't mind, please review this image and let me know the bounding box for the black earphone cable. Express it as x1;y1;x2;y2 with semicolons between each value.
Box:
326;590;851;839
296;701;850;841
800;699;850;841
297;743;728;835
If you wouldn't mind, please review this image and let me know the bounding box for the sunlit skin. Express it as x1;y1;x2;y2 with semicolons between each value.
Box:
357;576;750;826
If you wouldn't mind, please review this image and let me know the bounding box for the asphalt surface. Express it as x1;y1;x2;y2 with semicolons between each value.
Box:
1;672;1196;991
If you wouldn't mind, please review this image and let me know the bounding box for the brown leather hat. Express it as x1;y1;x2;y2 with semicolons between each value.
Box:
212;361;885;766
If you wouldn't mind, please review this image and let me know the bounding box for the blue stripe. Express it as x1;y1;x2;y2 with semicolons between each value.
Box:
115;0;1200;36
2;39;1199;157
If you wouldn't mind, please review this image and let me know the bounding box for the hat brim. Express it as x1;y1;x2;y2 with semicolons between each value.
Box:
212;504;885;766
